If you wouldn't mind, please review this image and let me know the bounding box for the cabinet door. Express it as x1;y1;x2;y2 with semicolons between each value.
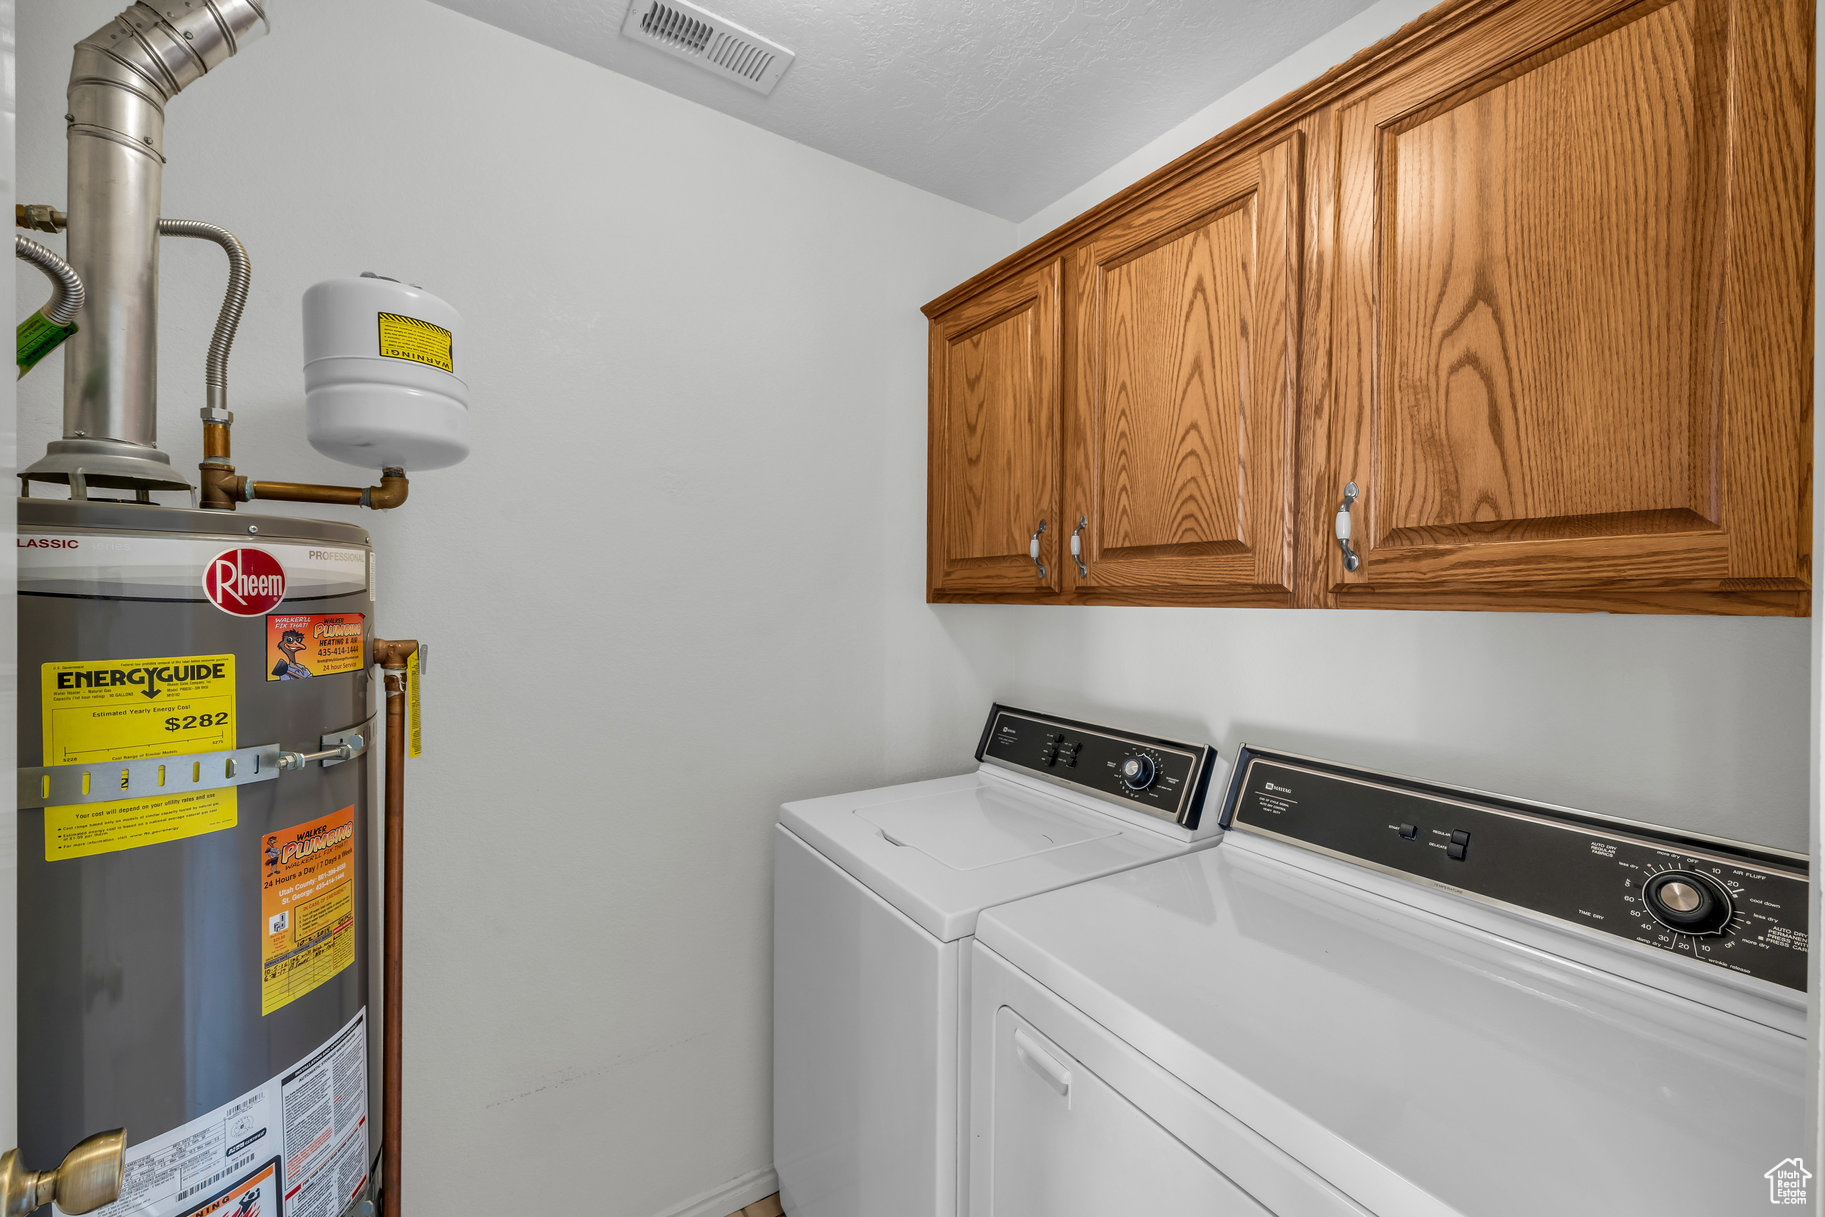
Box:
1332;0;1811;613
929;261;1063;598
1068;136;1302;603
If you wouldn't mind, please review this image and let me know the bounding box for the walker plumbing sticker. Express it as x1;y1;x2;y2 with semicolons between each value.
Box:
67;1010;369;1217
39;655;238;861
262;808;358;1016
265;614;366;682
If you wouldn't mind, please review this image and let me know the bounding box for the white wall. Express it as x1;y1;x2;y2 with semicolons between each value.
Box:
882;0;1814;854
16;2;1011;1213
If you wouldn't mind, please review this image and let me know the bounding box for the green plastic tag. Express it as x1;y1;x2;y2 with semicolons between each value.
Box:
17;311;76;378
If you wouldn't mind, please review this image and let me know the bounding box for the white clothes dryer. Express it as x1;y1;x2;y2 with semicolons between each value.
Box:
773;705;1226;1217
969;745;1808;1216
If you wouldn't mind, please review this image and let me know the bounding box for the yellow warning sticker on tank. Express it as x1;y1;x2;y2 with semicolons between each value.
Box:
407;647;422;759
261;806;357;1016
376;310;453;372
40;655;238;861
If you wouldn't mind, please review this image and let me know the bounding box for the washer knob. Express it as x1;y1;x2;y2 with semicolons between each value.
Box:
1118;754;1156;791
1643;871;1733;936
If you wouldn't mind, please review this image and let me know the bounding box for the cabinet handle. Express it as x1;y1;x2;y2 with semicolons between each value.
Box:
1029;519;1048;580
1012;1026;1072;1099
1070;516;1088;578
1335;482;1361;573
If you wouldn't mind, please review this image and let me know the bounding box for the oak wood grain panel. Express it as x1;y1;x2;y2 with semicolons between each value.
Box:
1293;108;1340;609
927;262;1063;597
1330;0;1810;610
1066;136;1301;600
1100;204;1250;551
1332;586;1809;615
1381;0;1712;531
1719;0;1813;580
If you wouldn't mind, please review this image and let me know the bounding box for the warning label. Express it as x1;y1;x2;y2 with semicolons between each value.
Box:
78;1010;368;1217
280;1015;370;1216
40;655;237;861
266;614;366;682
376;311;452;372
262;808;357;1016
173;1158;278;1217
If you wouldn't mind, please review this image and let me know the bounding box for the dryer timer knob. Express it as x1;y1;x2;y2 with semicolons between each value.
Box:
1119;755;1157;791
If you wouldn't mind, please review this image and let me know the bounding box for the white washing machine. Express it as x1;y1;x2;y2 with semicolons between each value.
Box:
773;704;1227;1217
969;745;1809;1216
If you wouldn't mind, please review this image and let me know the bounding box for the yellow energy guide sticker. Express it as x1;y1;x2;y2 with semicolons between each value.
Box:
40;655;237;861
376;311;453;372
262;806;357;1016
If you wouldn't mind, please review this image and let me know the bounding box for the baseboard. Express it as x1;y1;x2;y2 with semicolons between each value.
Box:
651;1165;780;1217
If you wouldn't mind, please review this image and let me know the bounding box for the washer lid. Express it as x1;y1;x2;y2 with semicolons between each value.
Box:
781;770;1196;942
854;785;1116;870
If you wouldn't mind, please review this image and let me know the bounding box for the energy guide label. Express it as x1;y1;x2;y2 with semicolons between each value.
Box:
39;655;238;861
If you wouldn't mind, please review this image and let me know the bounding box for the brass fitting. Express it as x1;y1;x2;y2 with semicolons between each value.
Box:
14;203;67;233
0;1130;125;1216
372;637;419;670
198;462;245;511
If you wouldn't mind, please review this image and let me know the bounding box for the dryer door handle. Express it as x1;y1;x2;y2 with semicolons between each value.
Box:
1012;1026;1071;1099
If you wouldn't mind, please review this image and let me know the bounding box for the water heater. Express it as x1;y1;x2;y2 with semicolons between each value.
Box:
10;5;464;1216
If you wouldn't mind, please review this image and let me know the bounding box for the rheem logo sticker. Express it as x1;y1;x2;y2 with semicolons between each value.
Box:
204;548;286;616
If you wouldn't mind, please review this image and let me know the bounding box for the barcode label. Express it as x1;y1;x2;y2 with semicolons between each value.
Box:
177;1155;252;1203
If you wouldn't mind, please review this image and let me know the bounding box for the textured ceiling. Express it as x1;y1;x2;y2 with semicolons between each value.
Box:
425;0;1377;220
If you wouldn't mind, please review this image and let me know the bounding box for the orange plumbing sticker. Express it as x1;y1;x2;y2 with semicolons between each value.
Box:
261;806;357;1016
175;1158;279;1217
376;311;452;372
266;613;366;681
39;654;237;861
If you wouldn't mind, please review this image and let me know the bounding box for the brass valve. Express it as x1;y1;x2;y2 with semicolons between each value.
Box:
0;1130;126;1216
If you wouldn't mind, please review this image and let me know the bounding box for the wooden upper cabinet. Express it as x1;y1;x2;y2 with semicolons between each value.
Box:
1066;136;1303;604
928;261;1063;597
923;0;1811;613
1330;0;1812;612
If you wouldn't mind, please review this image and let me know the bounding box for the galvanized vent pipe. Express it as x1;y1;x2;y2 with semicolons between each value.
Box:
22;0;270;492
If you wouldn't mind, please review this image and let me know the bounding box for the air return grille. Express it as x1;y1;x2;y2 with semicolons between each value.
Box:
620;0;795;96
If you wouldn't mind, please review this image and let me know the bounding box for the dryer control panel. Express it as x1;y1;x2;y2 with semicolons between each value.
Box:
1221;748;1809;991
976;705;1218;828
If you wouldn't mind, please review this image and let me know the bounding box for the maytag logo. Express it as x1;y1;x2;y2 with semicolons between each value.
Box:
1265;782;1292;794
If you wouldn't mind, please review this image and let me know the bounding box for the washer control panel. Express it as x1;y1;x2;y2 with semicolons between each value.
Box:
1221;747;1809;991
976;705;1217;827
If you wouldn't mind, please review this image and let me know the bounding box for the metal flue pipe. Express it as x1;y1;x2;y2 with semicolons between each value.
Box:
25;0;270;492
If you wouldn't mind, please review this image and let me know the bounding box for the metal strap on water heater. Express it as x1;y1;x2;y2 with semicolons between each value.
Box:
18;717;374;810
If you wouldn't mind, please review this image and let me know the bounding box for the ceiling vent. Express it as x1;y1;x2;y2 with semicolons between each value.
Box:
620;0;795;96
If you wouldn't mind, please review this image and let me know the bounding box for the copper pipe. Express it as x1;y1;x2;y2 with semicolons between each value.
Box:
246;479;366;506
373;637;416;1216
202;421;231;462
197;465;410;512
